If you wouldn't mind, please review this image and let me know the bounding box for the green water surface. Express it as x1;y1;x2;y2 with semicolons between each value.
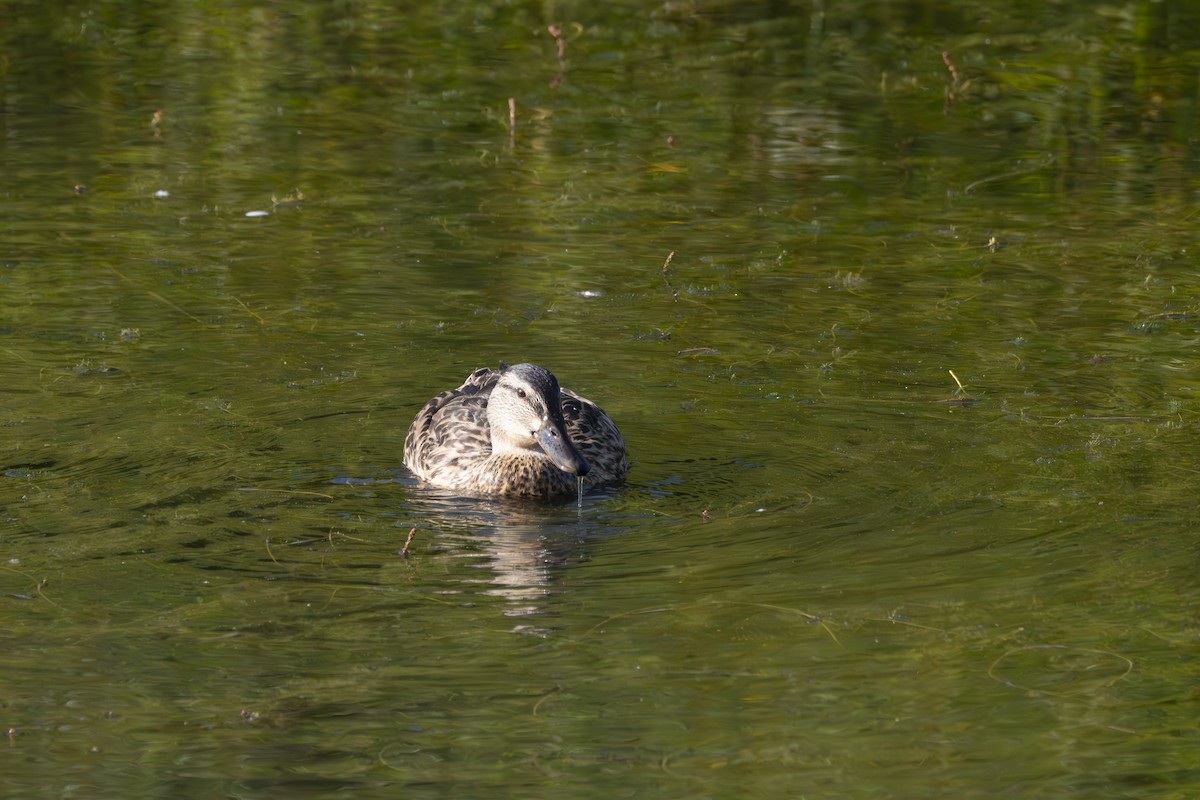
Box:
2;2;1198;798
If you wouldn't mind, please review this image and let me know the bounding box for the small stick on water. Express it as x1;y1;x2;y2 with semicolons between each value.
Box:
400;527;417;558
942;51;960;114
548;25;566;62
661;251;678;301
939;369;980;405
547;25;566;88
941;51;959;85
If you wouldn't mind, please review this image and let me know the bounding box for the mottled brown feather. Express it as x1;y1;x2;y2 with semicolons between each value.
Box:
404;365;627;498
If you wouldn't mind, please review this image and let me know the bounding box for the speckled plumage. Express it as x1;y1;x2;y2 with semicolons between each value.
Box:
403;363;628;498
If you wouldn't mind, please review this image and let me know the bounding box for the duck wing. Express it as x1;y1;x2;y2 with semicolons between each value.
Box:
404;367;500;478
561;388;628;483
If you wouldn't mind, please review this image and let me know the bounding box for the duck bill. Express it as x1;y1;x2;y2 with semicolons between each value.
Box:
536;417;590;476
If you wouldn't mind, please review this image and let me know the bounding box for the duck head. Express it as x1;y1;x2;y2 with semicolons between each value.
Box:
486;363;590;476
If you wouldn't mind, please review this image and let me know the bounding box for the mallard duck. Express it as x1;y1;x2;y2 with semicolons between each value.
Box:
403;363;628;498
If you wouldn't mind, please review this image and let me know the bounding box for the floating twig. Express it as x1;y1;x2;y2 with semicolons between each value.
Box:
547;25;566;88
400;527;417;558
938;369;980;405
547;25;566;61
941;51;959;84
660;250;678;301
942;51;964;114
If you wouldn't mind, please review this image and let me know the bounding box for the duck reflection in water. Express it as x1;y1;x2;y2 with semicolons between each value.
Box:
402;491;604;633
